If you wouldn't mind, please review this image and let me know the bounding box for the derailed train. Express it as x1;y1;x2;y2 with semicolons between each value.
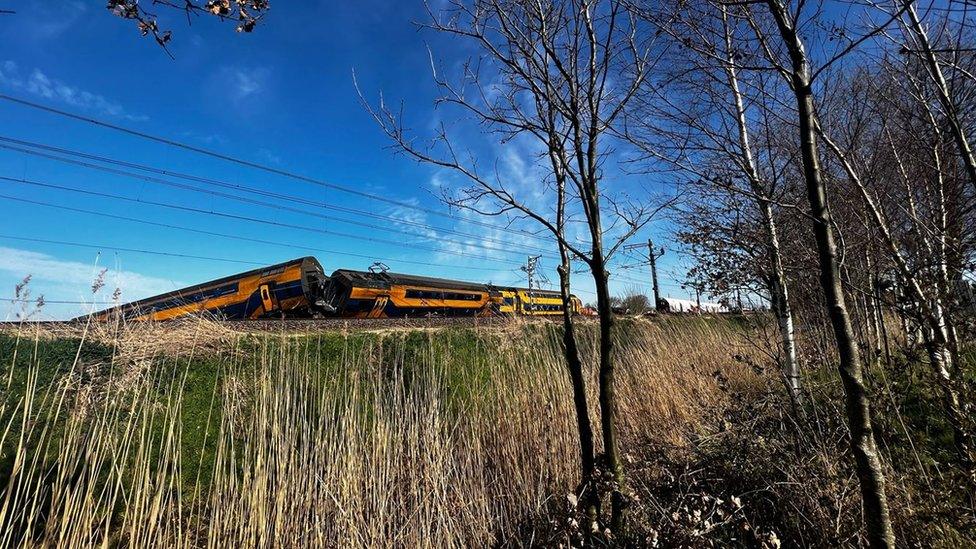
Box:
86;256;582;321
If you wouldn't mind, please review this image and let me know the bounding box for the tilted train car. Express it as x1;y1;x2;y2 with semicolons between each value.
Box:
323;269;495;318
86;257;330;322
83;257;582;322
323;269;582;318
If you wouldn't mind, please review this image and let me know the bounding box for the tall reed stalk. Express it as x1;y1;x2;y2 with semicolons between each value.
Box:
0;318;759;547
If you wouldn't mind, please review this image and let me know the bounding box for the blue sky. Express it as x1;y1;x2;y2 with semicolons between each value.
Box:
0;1;689;320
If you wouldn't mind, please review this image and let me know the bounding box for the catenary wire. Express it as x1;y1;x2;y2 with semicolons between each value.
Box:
0;94;554;242
0;234;599;298
0;195;599;294
0;176;529;266
0;198;513;274
0;136;559;257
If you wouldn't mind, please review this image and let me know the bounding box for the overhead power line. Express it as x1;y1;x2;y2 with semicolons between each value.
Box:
0;145;554;259
0;234;264;265
0;94;550;242
1;298;114;305
1;176;527;267
0;196;512;274
0;136;558;257
0;234;599;297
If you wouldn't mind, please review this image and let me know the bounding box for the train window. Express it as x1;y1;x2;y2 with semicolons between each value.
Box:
405;289;481;301
144;282;239;312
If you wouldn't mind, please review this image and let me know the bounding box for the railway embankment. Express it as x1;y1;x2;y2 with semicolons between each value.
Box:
0;316;968;546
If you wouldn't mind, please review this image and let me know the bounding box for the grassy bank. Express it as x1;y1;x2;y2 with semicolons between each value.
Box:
0;317;760;547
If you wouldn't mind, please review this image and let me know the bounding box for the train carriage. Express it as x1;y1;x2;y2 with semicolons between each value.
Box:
87;257;328;322
496;287;579;316
323;269;496;318
83;257;583;322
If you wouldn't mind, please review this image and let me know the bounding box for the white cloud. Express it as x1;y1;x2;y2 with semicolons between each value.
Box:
234;71;260;97
0;61;147;121
181;130;227;146
0;247;181;304
217;66;271;102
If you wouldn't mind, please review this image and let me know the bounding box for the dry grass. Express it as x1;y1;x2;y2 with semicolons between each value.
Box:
0;316;762;548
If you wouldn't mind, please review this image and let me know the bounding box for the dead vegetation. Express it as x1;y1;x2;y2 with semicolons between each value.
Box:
0;316;761;548
2;315;970;546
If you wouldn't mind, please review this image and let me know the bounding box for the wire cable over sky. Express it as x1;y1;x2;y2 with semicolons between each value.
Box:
0;175;531;266
0;195;521;273
0;93;554;242
0;233;599;297
0;135;560;258
0;94;655;301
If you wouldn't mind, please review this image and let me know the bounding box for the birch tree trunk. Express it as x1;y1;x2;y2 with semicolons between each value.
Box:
817;126;975;465
765;1;894;545
902;2;976;194
721;8;802;400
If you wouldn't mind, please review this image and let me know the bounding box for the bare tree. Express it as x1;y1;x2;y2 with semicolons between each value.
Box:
814;63;975;467
106;0;269;53
616;288;650;314
739;1;906;544
358;0;666;531
890;1;976;194
627;3;805;402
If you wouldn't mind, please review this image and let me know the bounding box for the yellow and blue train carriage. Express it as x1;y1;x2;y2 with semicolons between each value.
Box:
323;270;583;318
84;257;583;321
87;257;328;321
495;287;582;316
323;269;496;318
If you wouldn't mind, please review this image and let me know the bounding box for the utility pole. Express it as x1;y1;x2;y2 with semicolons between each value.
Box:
521;255;540;291
647;239;665;311
627;239;666;311
681;280;703;314
521;255;541;312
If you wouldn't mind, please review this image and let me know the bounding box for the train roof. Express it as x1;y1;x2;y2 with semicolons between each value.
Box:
329;269;568;297
329;269;491;292
78;257;321;321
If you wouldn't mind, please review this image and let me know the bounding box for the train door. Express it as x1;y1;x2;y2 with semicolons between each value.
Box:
259;283;277;314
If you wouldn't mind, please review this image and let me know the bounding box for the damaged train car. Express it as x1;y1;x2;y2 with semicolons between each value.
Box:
84;257;582;321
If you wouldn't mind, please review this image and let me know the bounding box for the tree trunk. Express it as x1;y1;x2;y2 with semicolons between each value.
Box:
721;10;802;400
765;1;895;545
591;255;624;531
903;2;976;194
557;248;599;524
875;278;894;369
925;315;974;465
764;202;802;403
552;147;602;527
819;125;974;465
